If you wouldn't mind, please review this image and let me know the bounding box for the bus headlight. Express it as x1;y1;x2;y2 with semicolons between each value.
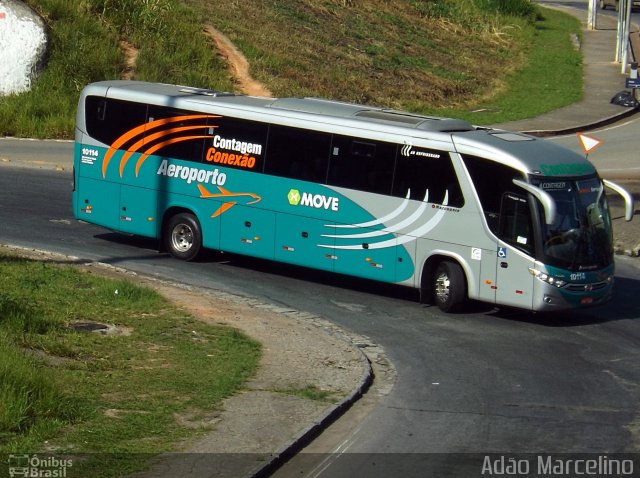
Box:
529;268;567;288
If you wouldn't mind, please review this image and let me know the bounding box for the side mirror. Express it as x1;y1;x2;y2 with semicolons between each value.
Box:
603;179;635;222
512;179;557;225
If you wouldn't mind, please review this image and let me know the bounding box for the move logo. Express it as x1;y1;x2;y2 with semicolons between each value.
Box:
287;189;339;211
287;189;301;206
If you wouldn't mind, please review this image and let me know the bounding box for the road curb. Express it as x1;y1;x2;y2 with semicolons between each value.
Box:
248;339;374;478
519;105;640;138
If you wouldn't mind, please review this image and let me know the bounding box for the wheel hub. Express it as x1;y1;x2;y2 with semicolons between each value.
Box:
171;224;193;252
435;272;451;303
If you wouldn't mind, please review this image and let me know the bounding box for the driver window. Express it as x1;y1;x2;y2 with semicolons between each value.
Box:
461;155;526;235
499;193;534;255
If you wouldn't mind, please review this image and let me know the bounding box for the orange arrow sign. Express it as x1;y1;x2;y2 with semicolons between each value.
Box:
577;133;603;154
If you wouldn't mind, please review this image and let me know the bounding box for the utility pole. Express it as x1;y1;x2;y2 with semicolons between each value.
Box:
586;0;632;73
615;0;632;73
620;0;633;73
587;0;597;30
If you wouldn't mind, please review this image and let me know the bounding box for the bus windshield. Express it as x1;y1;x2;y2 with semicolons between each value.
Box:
533;177;613;271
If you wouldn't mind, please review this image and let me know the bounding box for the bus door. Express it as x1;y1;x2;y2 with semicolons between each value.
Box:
475;244;498;304
219;204;276;260
495;193;535;309
118;183;159;237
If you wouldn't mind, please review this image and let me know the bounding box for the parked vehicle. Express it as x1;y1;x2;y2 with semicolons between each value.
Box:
600;0;640;11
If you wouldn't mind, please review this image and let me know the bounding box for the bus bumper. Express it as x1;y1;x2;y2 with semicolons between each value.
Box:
532;280;614;312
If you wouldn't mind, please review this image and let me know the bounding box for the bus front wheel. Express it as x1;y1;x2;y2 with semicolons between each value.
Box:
433;260;466;312
165;212;202;261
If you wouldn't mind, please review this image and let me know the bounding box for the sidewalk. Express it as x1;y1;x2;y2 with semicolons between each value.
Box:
493;3;640;134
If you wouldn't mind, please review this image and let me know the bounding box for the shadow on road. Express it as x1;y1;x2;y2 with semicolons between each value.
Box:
92;232;639;326
485;274;640;326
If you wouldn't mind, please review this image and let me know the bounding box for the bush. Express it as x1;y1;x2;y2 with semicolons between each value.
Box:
414;0;538;23
475;0;538;20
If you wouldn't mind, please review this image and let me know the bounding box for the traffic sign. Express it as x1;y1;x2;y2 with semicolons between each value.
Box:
626;78;640;89
576;133;603;154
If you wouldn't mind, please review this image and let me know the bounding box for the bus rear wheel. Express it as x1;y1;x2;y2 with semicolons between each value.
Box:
433;260;466;312
165;212;202;261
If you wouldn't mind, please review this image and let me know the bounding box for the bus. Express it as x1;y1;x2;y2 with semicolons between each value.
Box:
72;80;634;313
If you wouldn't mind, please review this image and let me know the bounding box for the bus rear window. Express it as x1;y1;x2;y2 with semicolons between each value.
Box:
85;96;147;146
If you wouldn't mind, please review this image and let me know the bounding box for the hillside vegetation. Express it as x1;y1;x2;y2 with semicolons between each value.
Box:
1;0;581;138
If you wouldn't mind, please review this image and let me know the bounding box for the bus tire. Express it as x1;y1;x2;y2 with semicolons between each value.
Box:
165;212;202;261
433;260;466;313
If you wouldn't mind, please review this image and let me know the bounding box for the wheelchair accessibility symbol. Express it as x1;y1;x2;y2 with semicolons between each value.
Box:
497;247;507;258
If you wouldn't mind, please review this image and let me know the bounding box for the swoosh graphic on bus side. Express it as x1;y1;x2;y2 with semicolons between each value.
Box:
133;135;213;176
332;190;412;229
197;184;262;218
102;114;219;177
117;124;215;176
366;206;446;250
318;190;448;250
321;191;428;239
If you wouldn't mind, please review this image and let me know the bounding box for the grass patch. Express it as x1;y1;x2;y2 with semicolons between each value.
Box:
276;385;335;403
0;0;233;138
423;8;583;124
1;1;582;137
0;253;260;477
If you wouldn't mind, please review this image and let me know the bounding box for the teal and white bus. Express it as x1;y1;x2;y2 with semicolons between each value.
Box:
72;80;634;313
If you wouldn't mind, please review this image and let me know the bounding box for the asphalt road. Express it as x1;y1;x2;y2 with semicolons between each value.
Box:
539;0;640;22
1;163;640;478
550;115;640;180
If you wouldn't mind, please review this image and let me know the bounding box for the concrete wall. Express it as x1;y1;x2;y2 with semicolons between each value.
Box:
0;0;46;95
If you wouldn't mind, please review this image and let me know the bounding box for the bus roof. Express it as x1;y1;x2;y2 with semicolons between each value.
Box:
85;80;476;133
81;80;596;178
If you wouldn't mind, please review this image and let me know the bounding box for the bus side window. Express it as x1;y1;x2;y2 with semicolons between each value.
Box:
85;96;147;146
264;126;331;182
392;148;463;207
146;105;207;163
204;116;267;172
328;136;395;195
461;155;525;235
